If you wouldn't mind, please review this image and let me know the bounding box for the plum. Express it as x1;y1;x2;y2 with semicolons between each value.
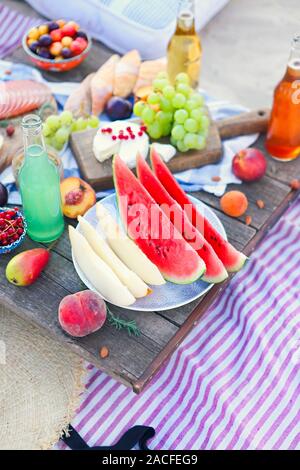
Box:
38;47;52;59
47;21;59;32
58;290;107;337
0;183;8;206
61;47;72;59
106;97;133;121
29;40;39;53
38;34;52;47
76;30;88;40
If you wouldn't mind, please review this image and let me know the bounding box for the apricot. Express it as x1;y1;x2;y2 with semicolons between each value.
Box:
60;177;96;219
58;290;107;337
220;190;248;218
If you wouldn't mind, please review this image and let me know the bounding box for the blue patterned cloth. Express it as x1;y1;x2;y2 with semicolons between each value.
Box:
0;60;258;204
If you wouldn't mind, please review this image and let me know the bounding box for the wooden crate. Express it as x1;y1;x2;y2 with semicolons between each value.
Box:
0;134;299;393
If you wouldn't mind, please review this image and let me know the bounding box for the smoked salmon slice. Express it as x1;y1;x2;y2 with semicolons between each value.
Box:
0;80;52;120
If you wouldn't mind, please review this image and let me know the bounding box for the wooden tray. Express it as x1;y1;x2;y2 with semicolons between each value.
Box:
0;134;299;393
70;109;269;191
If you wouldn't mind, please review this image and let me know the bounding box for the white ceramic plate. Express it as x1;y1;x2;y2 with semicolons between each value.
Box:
73;194;227;311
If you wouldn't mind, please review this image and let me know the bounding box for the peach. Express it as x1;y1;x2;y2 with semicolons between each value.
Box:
220;190;248;218
232;148;267;182
60;177;96;219
58;290;107;337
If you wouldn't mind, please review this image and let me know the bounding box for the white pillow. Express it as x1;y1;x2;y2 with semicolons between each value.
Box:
26;0;229;59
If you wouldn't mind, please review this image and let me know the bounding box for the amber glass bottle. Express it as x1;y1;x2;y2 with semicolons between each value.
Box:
266;35;300;161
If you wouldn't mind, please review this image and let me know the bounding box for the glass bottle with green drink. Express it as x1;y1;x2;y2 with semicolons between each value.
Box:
19;114;64;243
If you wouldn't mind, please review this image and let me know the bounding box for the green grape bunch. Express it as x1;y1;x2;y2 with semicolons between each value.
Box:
133;72;210;152
42;111;100;151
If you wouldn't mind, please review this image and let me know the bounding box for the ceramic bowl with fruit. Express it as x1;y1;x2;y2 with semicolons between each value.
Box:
22;19;92;72
0;208;27;255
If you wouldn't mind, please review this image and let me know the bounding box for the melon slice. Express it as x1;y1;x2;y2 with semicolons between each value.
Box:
150;148;247;272
69;226;135;307
136;154;228;283
96;202;165;286
113;155;205;284
78;216;150;298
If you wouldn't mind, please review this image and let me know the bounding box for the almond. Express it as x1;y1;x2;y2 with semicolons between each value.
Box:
99;346;109;359
256;199;265;209
245;215;252;226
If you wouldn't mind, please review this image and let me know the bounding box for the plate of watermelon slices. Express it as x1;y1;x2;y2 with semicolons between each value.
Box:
72;150;247;311
73;192;227;312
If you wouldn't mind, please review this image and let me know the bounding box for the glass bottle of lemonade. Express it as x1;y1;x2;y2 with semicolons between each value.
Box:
167;0;202;88
265;35;300;161
19;114;64;242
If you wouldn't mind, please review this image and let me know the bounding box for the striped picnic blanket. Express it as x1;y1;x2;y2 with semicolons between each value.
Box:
58;197;300;450
0;4;39;59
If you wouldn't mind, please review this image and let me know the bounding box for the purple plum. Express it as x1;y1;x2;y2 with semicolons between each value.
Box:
106;97;133;121
38;34;52;47
76;30;88;40
38;47;52;59
47;21;59;32
61;47;72;59
29;40;39;53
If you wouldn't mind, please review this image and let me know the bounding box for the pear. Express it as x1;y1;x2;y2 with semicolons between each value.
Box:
6;248;50;286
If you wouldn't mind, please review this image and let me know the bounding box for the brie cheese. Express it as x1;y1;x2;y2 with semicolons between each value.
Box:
93;121;149;168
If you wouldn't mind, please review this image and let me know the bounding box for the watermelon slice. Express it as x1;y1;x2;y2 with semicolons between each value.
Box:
136;154;228;283
150;148;247;272
113;155;205;284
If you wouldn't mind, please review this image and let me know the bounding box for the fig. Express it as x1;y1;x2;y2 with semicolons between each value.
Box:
106;97;133;121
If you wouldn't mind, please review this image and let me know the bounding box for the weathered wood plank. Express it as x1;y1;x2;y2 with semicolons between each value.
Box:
195;175;290;230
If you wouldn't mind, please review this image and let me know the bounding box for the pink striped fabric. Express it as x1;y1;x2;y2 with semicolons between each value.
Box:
0;5;40;59
58;197;300;450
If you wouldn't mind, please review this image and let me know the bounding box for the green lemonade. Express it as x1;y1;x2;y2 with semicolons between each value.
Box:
19;116;64;243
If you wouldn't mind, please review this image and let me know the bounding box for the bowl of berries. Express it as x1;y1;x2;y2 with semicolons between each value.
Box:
22;19;92;72
0;208;27;255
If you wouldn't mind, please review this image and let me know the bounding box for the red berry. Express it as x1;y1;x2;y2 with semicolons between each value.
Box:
138;131;143;136
130;135;136;139
112;135;117;140
6;124;15;137
106;127;112;133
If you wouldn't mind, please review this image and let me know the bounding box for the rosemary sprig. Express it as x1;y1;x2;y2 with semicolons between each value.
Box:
107;309;140;337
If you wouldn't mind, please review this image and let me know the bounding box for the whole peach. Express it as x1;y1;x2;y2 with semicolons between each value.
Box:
58;290;107;337
232;148;267;182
